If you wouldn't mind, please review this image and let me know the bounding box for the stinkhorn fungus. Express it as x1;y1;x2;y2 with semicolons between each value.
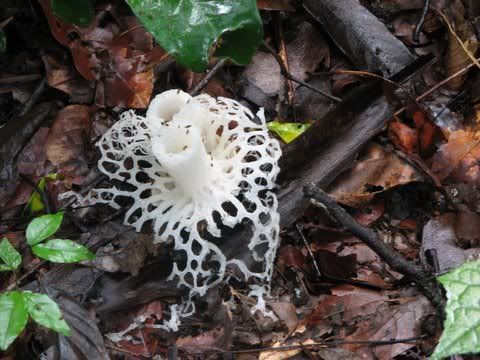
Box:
90;89;281;304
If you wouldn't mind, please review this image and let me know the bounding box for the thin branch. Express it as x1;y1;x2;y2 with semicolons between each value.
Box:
394;57;479;116
18;77;47;117
263;41;342;103
20;174;52;214
394;150;458;210
190;58;227;96
295;223;321;277
183;335;425;355
303;183;444;308
438;10;480;69
414;0;431;42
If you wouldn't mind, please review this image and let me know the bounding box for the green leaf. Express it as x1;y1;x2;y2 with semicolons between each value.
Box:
50;0;94;27
126;0;263;72
0;292;28;351
26;212;64;246
267;121;311;144
22;291;70;336
32;239;95;263
0;238;21;272
25;174;59;215
431;260;480;359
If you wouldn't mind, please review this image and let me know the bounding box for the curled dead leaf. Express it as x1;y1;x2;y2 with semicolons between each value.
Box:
328;143;422;207
430;129;480;184
45;105;92;165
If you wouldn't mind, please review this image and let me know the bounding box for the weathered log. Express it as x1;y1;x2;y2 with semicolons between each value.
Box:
303;0;415;76
278;54;434;228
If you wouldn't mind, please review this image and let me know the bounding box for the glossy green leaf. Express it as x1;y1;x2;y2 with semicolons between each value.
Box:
23;291;70;336
50;0;94;27
0;292;28;350
431;260;480;359
0;238;21;272
26;212;64;246
32;239;95;263
126;0;263;72
25;174;59;215
267;121;311;144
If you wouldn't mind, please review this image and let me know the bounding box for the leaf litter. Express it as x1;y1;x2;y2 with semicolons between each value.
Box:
1;0;480;358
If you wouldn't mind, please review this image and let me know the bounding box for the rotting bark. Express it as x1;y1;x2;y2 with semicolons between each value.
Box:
278;54;434;228
304;183;444;309
303;0;414;77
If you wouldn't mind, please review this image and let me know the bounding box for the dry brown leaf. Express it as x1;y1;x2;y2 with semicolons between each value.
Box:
37;0;167;108
389;118;417;153
259;339;315;360
268;301;298;333
45;105;92;165
421;212;480;273
17;127;49;177
328;143;422;207
176;327;225;354
444;1;479;90
242;22;329;97
342;297;433;359
430;129;480;183
42;54;94;103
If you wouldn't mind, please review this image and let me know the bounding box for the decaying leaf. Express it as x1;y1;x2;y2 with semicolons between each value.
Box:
328;143;422;207
444;1;479;90
242;22;329;97
430;129;480;184
42;54;94;104
421;212;480;273
37;0;167;108
45;105;92;165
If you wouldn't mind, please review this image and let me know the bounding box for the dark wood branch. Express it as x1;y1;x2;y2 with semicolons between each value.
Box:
303;0;414;77
304;182;444;308
190;58;227;96
277;54;435;228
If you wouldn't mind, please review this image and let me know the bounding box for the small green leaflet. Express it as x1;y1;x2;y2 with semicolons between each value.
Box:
32;239;95;263
267;121;311;144
26;212;64;246
0;291;28;351
0;238;21;272
25;173;59;214
23;292;70;336
127;0;263;72
431;260;480;359
50;0;94;27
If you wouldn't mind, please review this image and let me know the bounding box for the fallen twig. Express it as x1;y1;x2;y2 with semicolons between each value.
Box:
179;335;425;355
190;58;227;96
438;10;480;69
414;0;431;42
296;223;321;277
303;183;444;308
19;77;48;117
394;57;479;116
263;41;341;103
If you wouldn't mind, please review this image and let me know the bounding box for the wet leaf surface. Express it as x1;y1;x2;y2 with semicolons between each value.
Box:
127;0;262;72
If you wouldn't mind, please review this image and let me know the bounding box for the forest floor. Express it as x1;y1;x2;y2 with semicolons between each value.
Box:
1;0;480;359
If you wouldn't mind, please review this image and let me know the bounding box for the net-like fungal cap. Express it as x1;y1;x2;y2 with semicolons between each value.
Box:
91;89;281;297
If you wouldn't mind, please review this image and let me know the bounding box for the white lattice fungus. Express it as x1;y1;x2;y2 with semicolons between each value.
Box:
90;89;281;300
